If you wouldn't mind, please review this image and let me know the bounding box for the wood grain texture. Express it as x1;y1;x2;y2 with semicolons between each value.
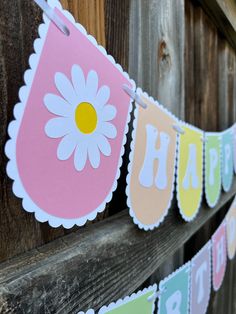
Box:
0;180;236;313
186;1;218;130
0;0;236;313
128;0;185;118
128;0;186;285
61;0;106;46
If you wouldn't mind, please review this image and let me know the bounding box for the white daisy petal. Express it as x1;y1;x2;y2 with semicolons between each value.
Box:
45;117;72;138
101;122;117;139
44;94;72;117
86;70;98;98
96;85;110;107
88;142;100;169
97;135;111;156
57;133;78;160
71;65;86;98
102;105;117;121
74;143;88;171
55;72;78;105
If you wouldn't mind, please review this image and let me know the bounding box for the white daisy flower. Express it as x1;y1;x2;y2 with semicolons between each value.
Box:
44;65;117;171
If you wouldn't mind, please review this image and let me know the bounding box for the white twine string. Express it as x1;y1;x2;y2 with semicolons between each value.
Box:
173;124;185;135
34;0;70;35
123;85;147;109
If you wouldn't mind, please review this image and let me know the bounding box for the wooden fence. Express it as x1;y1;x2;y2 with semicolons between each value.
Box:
0;0;236;313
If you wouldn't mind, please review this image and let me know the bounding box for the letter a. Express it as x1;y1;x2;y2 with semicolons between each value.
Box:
139;124;170;190
165;290;182;314
182;144;198;189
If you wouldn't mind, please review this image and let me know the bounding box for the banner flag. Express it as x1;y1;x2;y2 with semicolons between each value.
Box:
158;263;190;314
98;285;157;314
126;89;178;230
177;124;203;221
233;124;236;174
5;0;135;228
190;241;211;314
204;133;221;207
226;196;236;259
221;128;234;192
212;221;227;291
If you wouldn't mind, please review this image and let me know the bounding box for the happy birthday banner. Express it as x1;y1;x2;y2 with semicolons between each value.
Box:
79;196;236;313
4;0;236;230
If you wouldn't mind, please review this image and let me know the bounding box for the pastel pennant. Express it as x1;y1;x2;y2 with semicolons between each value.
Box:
233;124;236;174
177;124;203;221
98;285;157;314
204;133;221;208
158;263;190;314
226;196;236;259
126;89;178;230
5;0;135;228
221;128;234;192
212;221;227;291
190;241;211;314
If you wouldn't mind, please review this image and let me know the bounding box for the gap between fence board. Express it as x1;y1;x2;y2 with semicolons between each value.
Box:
198;0;236;51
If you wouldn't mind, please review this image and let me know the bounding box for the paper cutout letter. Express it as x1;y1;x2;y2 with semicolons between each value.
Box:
139;125;170;190
212;221;227;291
126;89;178;230
98;285;157;314
221;128;234;192
226;196;236;259
205;133;221;207
158;263;190;314
190;241;211;314
5;0;135;228
177;124;203;221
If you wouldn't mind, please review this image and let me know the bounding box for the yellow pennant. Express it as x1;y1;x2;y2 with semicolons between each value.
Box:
177;124;203;221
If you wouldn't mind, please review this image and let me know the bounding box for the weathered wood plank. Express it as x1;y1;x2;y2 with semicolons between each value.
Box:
218;40;236;130
198;0;236;51
193;3;218;130
0;180;235;313
128;0;186;285
61;0;106;47
185;0;195;125
128;0;185;118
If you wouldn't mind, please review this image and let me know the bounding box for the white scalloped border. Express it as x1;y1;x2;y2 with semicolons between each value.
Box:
157;262;191;314
126;87;179;230
176;122;204;222
78;310;95;314
204;132;222;208
98;284;157;314
226;195;236;260
190;240;212;314
4;0;135;229
221;127;234;193
212;219;227;291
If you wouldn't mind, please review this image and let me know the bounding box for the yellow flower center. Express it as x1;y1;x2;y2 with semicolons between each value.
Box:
75;102;98;134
